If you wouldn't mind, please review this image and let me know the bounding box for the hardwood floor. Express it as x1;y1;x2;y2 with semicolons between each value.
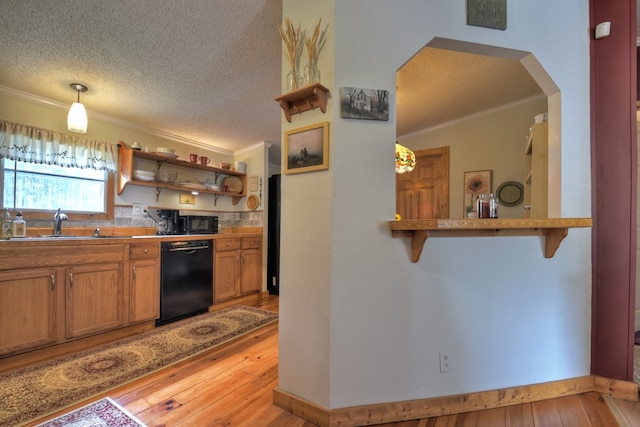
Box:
27;295;640;426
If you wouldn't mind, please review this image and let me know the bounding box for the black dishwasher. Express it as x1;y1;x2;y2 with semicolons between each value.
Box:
157;239;213;326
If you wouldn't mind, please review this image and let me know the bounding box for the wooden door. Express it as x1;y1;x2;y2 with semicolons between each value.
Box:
396;147;449;219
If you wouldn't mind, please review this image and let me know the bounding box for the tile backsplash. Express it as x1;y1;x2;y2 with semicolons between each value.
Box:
27;206;263;233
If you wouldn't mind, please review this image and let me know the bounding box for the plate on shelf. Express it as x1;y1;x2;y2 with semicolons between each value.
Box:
179;182;206;190
496;181;524;207
221;176;243;194
152;152;179;159
247;194;259;211
133;170;155;181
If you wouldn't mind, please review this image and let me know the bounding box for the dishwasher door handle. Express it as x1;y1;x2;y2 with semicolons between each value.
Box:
168;245;210;252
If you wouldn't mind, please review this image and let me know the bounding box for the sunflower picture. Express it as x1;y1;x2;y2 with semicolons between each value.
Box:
463;170;491;215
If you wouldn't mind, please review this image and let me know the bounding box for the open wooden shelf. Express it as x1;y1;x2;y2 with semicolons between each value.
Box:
275;83;330;122
389;218;592;262
116;143;246;204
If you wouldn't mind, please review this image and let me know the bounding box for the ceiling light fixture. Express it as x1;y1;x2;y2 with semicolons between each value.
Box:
395;142;416;174
67;83;88;133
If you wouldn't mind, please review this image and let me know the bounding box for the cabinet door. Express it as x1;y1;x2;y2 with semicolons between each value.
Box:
65;263;125;338
214;251;239;301
0;268;62;355
129;259;160;323
240;249;262;294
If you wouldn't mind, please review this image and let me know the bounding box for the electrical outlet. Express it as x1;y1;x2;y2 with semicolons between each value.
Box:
141;205;148;215
132;203;141;217
439;351;452;373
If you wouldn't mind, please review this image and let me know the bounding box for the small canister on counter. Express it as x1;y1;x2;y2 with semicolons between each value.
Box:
477;194;489;218
489;193;499;218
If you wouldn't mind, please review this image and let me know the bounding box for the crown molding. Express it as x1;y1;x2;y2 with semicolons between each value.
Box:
0;85;233;156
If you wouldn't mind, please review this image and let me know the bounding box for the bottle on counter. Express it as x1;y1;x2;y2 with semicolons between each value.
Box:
12;211;26;237
489;193;499;218
1;210;12;238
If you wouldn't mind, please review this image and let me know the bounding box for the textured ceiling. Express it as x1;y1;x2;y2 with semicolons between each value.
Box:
397;46;544;136
0;1;543;158
0;0;283;154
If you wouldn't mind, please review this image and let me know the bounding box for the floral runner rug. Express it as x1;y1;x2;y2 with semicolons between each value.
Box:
0;305;278;427
35;397;145;427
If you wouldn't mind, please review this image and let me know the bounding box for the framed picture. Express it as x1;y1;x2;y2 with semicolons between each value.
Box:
284;122;329;174
249;176;259;192
339;87;389;121
463;170;492;215
467;0;507;30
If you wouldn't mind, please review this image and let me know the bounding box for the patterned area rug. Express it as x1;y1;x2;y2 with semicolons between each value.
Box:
0;305;278;427
36;397;145;427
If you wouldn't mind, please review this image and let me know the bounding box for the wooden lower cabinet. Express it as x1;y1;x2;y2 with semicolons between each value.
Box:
129;242;160;324
239;238;262;294
65;262;125;339
214;236;262;302
0;268;63;356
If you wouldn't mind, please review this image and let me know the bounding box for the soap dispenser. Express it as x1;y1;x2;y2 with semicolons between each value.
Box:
12;211;26;237
1;210;12;239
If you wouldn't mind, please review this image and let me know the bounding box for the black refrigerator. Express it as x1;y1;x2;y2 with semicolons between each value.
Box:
267;174;280;295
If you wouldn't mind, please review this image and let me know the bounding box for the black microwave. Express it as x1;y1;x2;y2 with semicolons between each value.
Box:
178;215;218;234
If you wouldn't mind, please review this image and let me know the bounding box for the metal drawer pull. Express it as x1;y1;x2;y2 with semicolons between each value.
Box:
69;273;74;287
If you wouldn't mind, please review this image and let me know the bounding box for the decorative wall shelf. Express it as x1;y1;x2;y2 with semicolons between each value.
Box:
116;143;246;204
389;218;593;262
275;83;330;122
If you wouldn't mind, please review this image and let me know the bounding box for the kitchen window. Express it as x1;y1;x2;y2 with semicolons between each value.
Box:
0;120;117;220
2;158;108;214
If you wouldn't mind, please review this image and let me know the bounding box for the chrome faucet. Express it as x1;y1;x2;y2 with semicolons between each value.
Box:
53;208;68;236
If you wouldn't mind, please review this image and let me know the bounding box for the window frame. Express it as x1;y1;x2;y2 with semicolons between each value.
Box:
9;172;115;222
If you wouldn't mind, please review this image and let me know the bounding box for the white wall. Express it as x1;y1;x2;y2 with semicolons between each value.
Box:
279;0;591;410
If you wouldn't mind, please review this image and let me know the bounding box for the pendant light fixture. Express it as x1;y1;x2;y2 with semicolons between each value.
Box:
67;83;88;133
395;142;416;174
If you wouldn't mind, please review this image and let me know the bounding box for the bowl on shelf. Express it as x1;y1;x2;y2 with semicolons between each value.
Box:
133;170;155;181
156;171;177;183
219;162;231;170
156;147;175;154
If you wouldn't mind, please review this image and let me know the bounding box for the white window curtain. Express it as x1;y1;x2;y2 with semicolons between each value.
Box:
0;120;117;171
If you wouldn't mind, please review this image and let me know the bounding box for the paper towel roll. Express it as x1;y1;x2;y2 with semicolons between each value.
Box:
234;161;246;173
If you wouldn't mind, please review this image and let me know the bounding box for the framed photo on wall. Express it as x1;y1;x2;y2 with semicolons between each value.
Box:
284;122;329;174
467;0;507;30
463;170;492;215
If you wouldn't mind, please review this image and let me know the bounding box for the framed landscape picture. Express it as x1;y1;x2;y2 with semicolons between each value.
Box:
284;122;329;174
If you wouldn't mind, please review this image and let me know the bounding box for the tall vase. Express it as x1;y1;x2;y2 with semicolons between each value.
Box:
287;69;302;92
303;63;320;86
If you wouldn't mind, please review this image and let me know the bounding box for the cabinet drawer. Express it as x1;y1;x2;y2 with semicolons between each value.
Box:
216;238;241;251
241;237;261;249
130;242;159;260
